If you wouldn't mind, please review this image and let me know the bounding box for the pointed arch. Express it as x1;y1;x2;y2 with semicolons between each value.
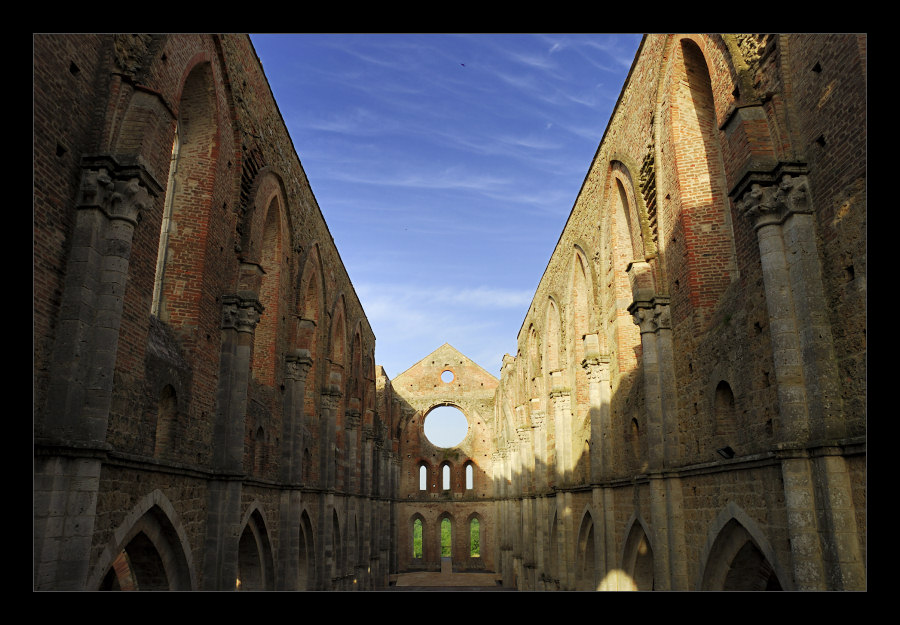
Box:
331;508;342;585
249;177;289;387
298;509;316;590
237;505;275;591
663;35;739;329
91;490;195;591
576;508;597;590
410;513;426;561
438;512;454;560
466;512;483;558
297;244;325;429
329;295;348;374
601;163;644;378
151;59;219;329
699;502;787;591
545;298;562;372
621;516;654;591
569;246;595;359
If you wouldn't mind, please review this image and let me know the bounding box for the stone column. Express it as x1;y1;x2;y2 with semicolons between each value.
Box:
34;157;158;591
282;349;313;483
530;405;548;491
581;335;610;482
630;296;687;589
629;297;673;469
736;172;862;589
318;388;341;589
203;291;261;590
276;349;312;590
549;377;571;485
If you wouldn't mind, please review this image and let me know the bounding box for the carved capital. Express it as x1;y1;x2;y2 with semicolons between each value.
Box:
530;410;546;428
320;388;342;411
284;349;313;381
737;174;812;230
582;355;611;383
77;159;156;226
516;425;531;443
345;410;361;429
630;297;670;334
221;293;263;333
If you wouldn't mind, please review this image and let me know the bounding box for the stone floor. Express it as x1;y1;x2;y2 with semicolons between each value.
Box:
389;568;514;591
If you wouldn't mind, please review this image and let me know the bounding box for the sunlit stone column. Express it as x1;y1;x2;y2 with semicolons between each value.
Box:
735;172;860;589
581;334;610;482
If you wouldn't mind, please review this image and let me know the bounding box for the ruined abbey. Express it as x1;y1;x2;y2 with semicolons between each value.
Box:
33;34;866;591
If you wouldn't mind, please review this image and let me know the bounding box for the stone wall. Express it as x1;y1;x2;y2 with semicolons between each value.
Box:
34;34;394;591
490;34;866;591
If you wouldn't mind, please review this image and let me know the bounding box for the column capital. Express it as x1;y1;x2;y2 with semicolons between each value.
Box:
516;425;532;443
630;297;671;333
736;173;812;231
320;387;342;411
581;354;611;383
530;410;546;428
77;155;160;226
221;293;263;333
284;349;313;380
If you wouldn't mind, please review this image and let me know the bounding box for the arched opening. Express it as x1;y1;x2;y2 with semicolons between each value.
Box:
623;521;654;591
440;517;452;559
298;510;315;590
331;509;342;586
424;405;468;448
714;380;737;454
150;62;218;329
151;124;180;318
669;38;737;329
237;510;274;591
412;517;424;560
577;513;596;590
253;197;283;387
153;384;178;459
419;463;428;491
548;511;559;582
98;504;191;591
442;463;451;490
701;518;782;591
465;462;474;490
469;517;481;557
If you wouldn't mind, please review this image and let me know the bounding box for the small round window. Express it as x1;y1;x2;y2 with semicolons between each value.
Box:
440;370;454;383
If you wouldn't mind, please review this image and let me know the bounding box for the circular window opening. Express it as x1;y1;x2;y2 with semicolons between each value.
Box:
440;370;454;383
424;405;468;448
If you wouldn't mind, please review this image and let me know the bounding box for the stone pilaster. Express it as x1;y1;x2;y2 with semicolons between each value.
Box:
581;334;610;482
736;171;862;589
203;290;261;590
629;297;674;469
282;349;313;483
276;349;313;590
34;157;159;591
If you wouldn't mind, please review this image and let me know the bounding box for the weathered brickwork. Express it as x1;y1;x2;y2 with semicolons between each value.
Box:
34;33;864;591
491;34;866;591
34;34;392;591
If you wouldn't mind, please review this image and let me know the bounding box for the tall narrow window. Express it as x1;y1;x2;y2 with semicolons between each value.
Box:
419;464;427;491
413;518;423;559
151;125;180;318
442;464;450;490
440;518;452;558
465;463;474;490
469;518;480;557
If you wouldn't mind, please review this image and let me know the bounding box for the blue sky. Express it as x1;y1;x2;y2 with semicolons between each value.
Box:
251;34;642;385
